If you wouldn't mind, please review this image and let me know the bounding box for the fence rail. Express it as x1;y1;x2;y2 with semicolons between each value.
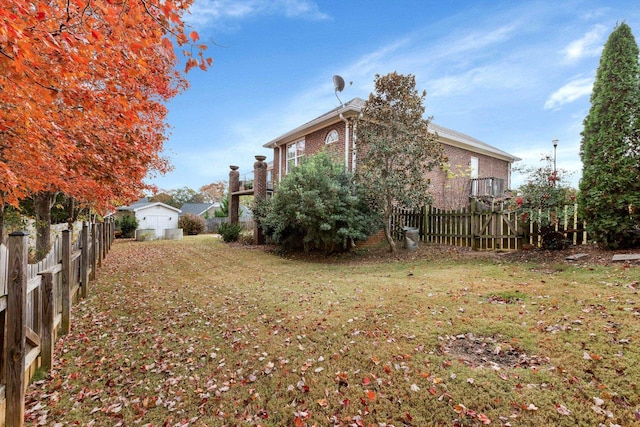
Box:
0;219;114;427
391;203;588;250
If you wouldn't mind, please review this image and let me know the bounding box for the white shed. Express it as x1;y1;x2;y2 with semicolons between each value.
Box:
117;199;181;239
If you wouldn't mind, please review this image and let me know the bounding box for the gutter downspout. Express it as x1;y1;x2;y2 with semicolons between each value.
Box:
339;112;349;171
278;145;283;183
352;112;363;172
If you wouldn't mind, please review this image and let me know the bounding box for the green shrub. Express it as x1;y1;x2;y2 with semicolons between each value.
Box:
218;222;242;242
255;151;380;253
117;215;138;238
179;213;206;235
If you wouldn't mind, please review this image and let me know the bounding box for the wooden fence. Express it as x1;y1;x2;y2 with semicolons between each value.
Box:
205;217;255;233
0;220;114;427
391;203;588;250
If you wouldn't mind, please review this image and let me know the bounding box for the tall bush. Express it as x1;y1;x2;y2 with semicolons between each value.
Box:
118;215;138;238
509;155;575;249
178;213;205;235
579;22;640;248
355;72;445;252
256;152;380;253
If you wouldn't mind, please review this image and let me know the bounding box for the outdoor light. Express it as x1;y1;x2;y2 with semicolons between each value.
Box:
552;139;559;186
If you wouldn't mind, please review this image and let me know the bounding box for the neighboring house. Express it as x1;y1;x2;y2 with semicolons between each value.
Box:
115;198;181;239
263;97;521;209
179;203;220;219
238;204;253;223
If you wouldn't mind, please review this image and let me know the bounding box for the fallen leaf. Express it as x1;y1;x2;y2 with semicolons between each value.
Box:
454;403;467;414
477;413;491;424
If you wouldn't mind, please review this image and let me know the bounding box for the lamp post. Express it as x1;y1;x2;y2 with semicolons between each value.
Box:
552;139;558;185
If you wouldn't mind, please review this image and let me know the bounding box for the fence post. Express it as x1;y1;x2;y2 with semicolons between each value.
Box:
470;200;479;250
39;272;55;371
5;231;28;427
91;222;97;280
61;229;71;334
107;218;113;251
101;221;107;261
81;222;89;298
97;222;103;268
109;217;113;247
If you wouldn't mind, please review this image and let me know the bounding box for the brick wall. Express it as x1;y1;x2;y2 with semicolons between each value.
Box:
428;145;510;209
272;121;353;182
358;230;386;248
270;122;511;209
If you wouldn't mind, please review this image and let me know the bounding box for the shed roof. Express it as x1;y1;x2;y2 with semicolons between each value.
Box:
117;199;181;214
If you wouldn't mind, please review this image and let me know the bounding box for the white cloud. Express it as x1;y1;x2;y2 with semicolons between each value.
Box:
447;24;517;57
544;77;593;110
341;38;412;82
563;24;606;62
429;64;528;98
187;0;329;27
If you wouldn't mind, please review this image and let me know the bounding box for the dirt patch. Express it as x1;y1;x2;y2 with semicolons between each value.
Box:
440;333;550;370
496;244;640;267
243;239;640;267
253;240;497;265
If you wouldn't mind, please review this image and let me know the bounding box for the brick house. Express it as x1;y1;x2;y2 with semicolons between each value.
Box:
263;97;520;209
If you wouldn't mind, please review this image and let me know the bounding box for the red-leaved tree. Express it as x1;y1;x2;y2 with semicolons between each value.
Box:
1;0;211;249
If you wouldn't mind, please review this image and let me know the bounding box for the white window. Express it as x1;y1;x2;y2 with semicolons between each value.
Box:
325;129;339;144
469;157;479;179
286;139;305;173
470;157;479;196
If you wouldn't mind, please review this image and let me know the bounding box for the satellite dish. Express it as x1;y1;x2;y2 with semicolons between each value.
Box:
333;75;345;92
333;75;346;106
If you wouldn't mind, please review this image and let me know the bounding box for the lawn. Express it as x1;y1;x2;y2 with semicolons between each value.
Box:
25;236;640;426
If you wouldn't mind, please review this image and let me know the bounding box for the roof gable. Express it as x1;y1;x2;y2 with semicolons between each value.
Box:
180;203;218;216
117;200;182;213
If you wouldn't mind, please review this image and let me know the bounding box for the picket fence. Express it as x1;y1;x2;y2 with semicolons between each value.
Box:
391;203;588;250
0;220;114;427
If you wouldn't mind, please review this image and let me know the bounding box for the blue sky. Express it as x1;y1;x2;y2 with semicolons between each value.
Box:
150;0;640;192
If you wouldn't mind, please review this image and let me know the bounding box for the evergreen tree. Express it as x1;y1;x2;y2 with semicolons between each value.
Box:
257;152;380;253
579;22;640;248
355;72;445;253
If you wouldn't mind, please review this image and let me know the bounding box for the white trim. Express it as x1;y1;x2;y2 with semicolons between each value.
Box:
286;139;305;173
325;129;339;144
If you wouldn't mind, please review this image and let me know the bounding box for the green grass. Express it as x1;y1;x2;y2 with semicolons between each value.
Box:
25;236;640;426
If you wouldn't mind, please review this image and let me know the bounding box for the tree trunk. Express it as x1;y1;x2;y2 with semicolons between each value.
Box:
65;196;78;229
383;210;397;253
35;191;55;261
383;189;397;253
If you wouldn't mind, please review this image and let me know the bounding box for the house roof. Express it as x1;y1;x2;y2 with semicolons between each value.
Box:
117;198;182;213
263;98;364;149
179;203;219;216
263;97;520;162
